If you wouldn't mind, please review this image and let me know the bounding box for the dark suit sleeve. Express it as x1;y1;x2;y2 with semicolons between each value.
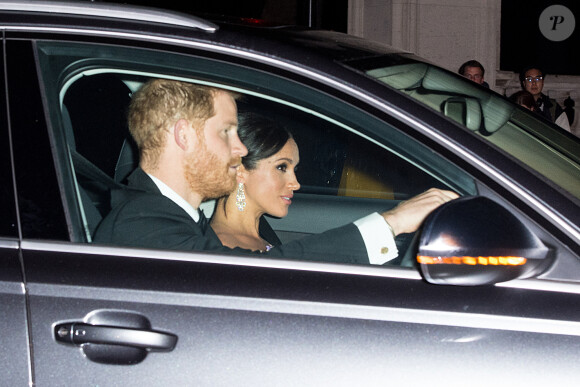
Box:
95;187;369;265
266;223;369;264
94;190;233;252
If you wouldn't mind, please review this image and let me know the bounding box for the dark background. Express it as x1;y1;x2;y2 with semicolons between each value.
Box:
109;1;579;76
106;0;348;31
500;0;579;75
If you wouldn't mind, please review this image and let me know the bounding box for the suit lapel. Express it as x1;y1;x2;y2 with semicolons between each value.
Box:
125;167;220;239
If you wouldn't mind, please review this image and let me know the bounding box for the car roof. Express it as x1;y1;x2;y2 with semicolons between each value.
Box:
0;0;218;31
0;0;411;64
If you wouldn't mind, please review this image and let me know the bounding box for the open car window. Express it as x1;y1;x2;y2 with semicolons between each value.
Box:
36;41;476;265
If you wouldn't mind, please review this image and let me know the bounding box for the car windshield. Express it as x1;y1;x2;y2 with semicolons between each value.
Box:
344;56;580;200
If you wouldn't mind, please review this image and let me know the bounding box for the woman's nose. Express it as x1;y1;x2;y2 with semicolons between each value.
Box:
289;177;300;191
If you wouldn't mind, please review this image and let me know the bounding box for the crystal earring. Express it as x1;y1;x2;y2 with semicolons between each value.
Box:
235;182;246;211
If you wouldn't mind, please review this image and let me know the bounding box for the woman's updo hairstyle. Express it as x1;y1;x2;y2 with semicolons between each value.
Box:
238;112;293;170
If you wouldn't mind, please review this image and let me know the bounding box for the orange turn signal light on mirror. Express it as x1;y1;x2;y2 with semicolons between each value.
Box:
417;256;527;266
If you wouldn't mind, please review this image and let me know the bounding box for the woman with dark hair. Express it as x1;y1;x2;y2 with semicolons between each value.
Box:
211;112;300;251
509;90;537;112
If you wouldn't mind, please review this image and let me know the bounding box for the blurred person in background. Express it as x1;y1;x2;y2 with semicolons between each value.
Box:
520;66;570;131
458;60;489;88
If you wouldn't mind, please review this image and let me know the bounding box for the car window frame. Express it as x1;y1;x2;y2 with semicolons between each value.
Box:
6;39;70;242
35;41;478;256
31;37;580;280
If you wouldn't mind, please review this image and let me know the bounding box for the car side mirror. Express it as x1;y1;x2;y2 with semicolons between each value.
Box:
417;196;554;286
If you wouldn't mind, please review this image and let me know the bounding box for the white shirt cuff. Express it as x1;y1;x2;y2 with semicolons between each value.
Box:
354;213;398;265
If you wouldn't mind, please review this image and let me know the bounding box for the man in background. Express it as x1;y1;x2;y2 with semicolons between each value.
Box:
519;65;570;131
458;60;490;88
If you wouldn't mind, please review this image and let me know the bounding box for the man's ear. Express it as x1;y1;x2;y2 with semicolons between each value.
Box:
173;119;191;150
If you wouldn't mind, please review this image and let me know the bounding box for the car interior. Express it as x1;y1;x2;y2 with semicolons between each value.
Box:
61;73;134;239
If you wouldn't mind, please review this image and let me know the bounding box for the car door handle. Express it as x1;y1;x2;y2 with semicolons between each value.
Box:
55;322;177;351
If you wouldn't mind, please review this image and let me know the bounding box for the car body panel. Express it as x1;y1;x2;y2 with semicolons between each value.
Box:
0;241;29;386
22;241;580;385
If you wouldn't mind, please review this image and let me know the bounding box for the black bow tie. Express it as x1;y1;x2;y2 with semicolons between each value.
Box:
198;209;209;233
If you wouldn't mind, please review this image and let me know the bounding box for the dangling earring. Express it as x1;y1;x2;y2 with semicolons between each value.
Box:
236;182;246;211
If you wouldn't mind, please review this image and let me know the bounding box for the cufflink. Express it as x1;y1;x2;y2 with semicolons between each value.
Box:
381;247;389;254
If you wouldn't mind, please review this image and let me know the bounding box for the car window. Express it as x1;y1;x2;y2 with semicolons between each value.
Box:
0;130;16;238
6;40;69;241
0;42;18;238
36;41;476;262
345;57;580;200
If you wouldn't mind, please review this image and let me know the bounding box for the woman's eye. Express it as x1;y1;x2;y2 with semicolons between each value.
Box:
277;163;287;172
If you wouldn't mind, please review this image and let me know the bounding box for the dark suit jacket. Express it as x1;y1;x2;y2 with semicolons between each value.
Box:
537;93;564;123
94;168;369;264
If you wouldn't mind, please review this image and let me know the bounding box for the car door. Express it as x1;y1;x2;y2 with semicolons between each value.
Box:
7;33;580;386
0;39;30;386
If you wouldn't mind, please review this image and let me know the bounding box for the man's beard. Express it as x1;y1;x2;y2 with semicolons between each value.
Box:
184;142;239;201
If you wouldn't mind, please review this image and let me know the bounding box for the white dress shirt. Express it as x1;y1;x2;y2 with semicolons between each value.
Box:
354;213;398;264
148;174;200;222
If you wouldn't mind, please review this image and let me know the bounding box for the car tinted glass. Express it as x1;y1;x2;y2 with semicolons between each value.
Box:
6;40;68;240
344;58;580;200
0;42;18;238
